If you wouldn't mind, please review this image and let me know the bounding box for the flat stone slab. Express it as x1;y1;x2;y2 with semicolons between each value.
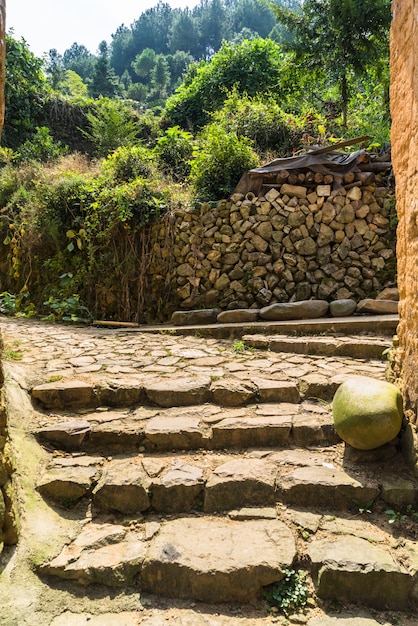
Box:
259;300;329;321
357;299;398;315
92;459;150;514
145;377;211;407
32;381;96;409
307;535;413;609
141;517;296;602
204;458;278;512
210;414;292;449
37;465;97;504
40;522;145;587
51;613;140;626
151;464;204;513
292;412;340;447
276;466;380;509
210;380;257;407
36;420;91;450
253;378;300;403
217;309;260;324
308;615;393;626
144;415;204;450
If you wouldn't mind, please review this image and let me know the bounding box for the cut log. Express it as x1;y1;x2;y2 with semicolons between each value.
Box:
276;169;289;183
323;174;334;184
343;172;355;184
305;171;315;183
288;173;299;185
314;172;324;183
297;172;306;183
358;162;392;173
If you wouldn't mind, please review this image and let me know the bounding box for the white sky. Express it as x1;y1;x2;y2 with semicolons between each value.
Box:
7;0;200;58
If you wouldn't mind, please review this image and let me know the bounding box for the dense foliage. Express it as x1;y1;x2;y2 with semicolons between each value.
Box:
0;0;393;322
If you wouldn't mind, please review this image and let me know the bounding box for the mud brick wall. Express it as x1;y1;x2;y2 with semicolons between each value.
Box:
390;0;418;474
147;182;396;318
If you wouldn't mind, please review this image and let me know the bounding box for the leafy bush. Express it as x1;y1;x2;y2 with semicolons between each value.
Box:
102;145;156;182
154;125;194;180
189;124;258;200
16;127;68;163
164;38;285;130
213;92;297;157
81;98;140;156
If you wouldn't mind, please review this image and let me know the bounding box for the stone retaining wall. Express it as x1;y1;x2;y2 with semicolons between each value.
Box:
148;182;396;319
390;0;418;476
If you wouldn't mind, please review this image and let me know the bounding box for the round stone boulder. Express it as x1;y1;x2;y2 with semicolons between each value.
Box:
332;376;403;450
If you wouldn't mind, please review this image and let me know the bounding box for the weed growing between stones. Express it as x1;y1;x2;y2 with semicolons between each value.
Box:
263;568;309;615
385;505;418;525
352;498;374;515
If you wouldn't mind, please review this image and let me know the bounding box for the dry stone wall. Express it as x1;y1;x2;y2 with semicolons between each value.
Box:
390;0;418;475
148;180;396;318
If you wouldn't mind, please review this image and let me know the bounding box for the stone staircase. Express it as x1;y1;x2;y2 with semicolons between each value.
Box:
1;317;417;625
28;341;417;617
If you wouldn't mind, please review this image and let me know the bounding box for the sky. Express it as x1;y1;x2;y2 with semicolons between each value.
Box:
7;0;200;58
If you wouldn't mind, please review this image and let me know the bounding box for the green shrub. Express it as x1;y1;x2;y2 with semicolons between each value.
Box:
102;145;156;182
189;124;258;200
81;98;139;157
154;125;194;180
164;38;284;130
263;569;309;614
213;92;297;156
16;127;68;163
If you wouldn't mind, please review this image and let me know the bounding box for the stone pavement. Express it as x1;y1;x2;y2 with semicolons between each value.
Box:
0;316;417;626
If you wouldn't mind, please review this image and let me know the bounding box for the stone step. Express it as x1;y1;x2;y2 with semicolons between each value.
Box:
31;373;349;411
242;334;391;359
36;449;416;515
34;401;339;453
37;508;418;610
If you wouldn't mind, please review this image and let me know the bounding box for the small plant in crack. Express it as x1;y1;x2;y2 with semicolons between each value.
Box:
263;568;309;614
352;498;374;515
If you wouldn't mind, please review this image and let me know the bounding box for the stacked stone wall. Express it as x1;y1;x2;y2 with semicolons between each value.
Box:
390;0;418;474
148;181;396;318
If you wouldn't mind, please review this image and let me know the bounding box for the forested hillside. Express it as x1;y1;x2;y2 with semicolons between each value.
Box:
0;0;392;322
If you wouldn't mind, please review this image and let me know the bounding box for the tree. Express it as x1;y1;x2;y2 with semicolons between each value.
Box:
151;55;171;99
132;48;156;84
45;48;66;91
164;37;284;129
90;41;120;99
3;34;49;148
231;0;275;39
272;0;391;125
62;43;95;81
168;11;201;57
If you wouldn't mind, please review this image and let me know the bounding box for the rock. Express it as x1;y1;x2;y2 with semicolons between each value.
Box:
37;465;97;504
36;420;91;451
141;517;296;602
259;300;329;321
144;415;204;450
217;309;259;323
376;287;399;301
170;309;220;325
204;458;278;513
294;237;317;256
277;465;379;509
151;464;204;513
32;382;96;410
210;414;292;449
210;379;257;407
92;460;150;515
329;299;357;317
356;299;398;314
145;377;211;407
307;535;413;609
380;476;417;507
332;376;403;450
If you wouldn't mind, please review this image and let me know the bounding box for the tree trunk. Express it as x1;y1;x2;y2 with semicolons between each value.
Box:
0;1;5;139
